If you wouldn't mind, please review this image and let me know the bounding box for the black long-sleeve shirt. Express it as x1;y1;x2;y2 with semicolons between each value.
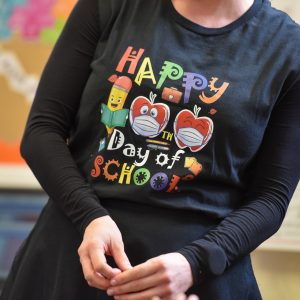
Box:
20;0;300;283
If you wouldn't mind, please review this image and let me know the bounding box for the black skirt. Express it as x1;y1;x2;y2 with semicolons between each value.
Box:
0;198;262;300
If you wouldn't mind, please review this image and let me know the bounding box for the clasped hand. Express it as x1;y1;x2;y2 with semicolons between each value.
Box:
77;216;194;300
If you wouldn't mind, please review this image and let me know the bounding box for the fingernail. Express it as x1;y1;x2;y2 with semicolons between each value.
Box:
113;268;121;274
111;279;117;286
107;289;114;296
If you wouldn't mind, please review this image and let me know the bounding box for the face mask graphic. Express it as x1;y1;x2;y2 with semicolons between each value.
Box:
174;109;214;152
176;127;204;147
131;115;161;137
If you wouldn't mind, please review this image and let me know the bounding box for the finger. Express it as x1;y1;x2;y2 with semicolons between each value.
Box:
161;296;177;300
96;268;121;278
111;241;132;271
113;284;171;300
111;259;158;286
160;297;176;300
112;268;122;275
80;255;110;289
187;295;199;300
108;271;167;295
89;247;117;279
151;297;161;300
175;293;187;300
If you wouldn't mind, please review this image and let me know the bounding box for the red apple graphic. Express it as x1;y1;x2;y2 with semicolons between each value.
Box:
174;105;214;152
130;91;170;138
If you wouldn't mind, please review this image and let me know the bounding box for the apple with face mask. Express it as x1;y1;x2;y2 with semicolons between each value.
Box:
129;91;170;138
174;105;214;152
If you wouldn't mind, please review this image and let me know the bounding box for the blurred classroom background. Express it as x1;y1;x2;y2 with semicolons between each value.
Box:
0;0;300;298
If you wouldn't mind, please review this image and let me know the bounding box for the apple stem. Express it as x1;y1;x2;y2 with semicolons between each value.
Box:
149;91;157;103
193;104;201;117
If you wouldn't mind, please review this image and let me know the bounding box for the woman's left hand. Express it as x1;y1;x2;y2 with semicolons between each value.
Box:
106;252;194;300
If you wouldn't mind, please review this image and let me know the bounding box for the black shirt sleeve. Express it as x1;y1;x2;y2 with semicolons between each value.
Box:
177;75;300;283
20;0;109;235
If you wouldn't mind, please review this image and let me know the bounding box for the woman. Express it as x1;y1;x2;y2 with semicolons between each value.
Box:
1;0;300;299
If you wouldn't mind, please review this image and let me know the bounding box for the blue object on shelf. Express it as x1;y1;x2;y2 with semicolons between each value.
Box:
0;191;48;280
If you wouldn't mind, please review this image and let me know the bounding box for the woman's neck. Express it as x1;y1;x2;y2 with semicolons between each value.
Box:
171;0;255;28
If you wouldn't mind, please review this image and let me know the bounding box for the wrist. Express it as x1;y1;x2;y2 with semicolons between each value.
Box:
80;210;110;236
177;239;227;284
176;249;205;285
175;252;195;288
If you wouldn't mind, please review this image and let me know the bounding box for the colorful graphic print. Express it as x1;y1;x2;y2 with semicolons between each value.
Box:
129;91;170;138
174;105;214;152
99;75;132;151
101;75;132;136
91;46;230;192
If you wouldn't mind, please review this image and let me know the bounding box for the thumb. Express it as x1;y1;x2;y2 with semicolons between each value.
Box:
111;241;132;271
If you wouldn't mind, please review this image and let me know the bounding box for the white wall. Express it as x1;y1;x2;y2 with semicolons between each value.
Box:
272;0;300;21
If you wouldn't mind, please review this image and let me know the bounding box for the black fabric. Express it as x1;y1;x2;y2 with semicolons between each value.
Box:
18;0;110;235
2;0;300;298
177;72;300;282
0;198;262;300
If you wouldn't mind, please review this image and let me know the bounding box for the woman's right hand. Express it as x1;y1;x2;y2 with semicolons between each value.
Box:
78;215;132;290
